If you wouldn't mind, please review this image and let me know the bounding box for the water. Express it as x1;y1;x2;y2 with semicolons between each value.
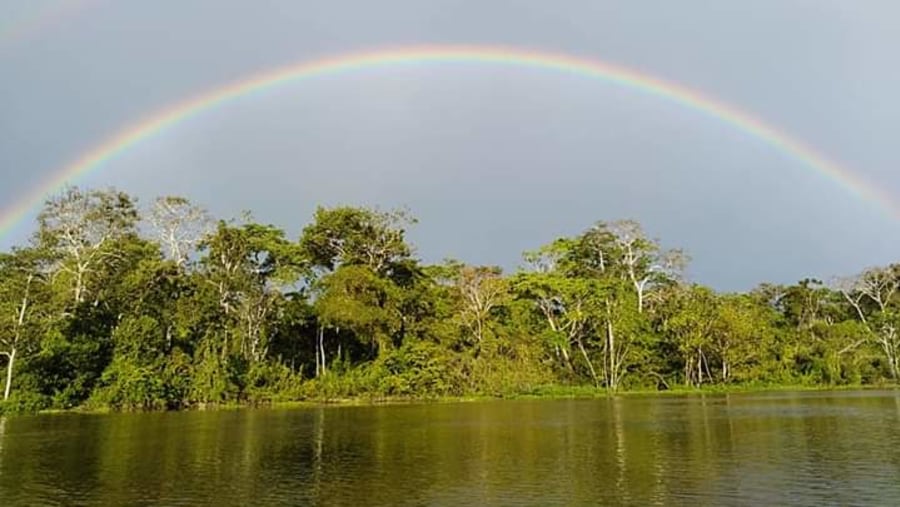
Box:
1;390;899;506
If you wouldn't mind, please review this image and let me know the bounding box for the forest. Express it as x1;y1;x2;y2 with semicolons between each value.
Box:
0;186;897;413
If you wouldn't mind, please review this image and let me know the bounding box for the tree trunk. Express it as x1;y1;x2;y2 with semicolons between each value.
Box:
316;326;326;377
74;266;87;305
320;327;327;376
701;348;712;383
607;319;618;391
696;348;704;386
5;279;30;401
560;347;573;372
635;283;644;314
3;348;15;401
575;337;599;387
878;332;899;381
546;316;573;371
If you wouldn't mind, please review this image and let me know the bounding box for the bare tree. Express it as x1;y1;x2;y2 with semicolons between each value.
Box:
834;266;900;380
38;186;138;305
858;267;898;313
456;265;506;346
609;220;686;313
147;196;213;267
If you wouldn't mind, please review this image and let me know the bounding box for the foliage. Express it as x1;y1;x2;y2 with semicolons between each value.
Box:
1;185;898;413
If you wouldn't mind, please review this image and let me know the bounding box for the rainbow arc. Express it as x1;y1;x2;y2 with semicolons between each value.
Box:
1;45;893;239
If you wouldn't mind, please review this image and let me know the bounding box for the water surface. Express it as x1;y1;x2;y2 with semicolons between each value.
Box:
1;390;899;505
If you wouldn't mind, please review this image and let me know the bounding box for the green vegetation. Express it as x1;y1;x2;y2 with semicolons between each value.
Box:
1;186;898;413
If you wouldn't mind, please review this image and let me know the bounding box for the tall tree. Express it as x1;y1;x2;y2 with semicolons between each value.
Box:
300;206;415;276
836;266;900;380
200;221;305;363
607;220;686;313
0;248;50;400
300;206;418;365
712;294;774;382
147;196;213;267
36;186;139;306
518;243;604;385
314;265;402;359
442;261;507;348
662;285;719;387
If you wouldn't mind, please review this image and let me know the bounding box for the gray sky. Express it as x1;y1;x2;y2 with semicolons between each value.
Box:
1;0;898;290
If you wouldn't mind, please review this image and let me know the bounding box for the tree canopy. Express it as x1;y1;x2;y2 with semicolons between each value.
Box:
1;186;897;412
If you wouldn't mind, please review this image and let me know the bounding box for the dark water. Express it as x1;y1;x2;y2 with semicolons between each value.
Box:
1;391;899;506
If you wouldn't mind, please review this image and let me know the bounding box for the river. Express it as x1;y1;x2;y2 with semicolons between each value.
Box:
1;390;899;505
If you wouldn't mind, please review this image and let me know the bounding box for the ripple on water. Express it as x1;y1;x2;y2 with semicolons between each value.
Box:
0;391;899;505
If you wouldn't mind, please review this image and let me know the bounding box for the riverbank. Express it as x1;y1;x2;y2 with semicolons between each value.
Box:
10;383;894;416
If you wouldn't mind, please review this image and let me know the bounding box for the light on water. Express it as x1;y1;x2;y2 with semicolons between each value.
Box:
1;391;899;506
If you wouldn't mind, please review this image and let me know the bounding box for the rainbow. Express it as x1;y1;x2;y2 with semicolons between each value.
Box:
1;45;895;239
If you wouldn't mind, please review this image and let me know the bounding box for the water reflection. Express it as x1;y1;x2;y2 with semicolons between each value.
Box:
0;391;899;505
0;416;6;472
609;397;627;503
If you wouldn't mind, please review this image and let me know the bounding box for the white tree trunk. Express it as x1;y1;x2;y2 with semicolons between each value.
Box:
877;326;899;381
3;349;15;401
606;319;617;391
316;326;327;377
3;282;29;401
575;337;598;387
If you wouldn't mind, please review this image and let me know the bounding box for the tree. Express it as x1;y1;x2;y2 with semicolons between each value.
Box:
7;185;900;411
533;223;683;391
200;221;305;363
607;220;686;313
36;186;139;306
300;206;418;370
147;196;213;267
712;294;774;382
834;266;900;380
596;280;647;392
778;279;835;329
662;285;719;387
518;243;604;386
0;249;50;400
313;265;402;359
300;206;415;276
442;261;507;348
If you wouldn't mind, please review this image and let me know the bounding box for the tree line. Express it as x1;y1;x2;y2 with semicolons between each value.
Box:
0;186;897;412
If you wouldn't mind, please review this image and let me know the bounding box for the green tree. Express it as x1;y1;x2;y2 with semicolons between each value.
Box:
300;206;415;276
712;294;775;383
516;242;603;386
661;285;719;387
0;248;51;401
200;221;305;363
314;265;402;359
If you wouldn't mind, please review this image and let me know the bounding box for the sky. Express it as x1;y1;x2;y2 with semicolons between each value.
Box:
1;0;898;290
